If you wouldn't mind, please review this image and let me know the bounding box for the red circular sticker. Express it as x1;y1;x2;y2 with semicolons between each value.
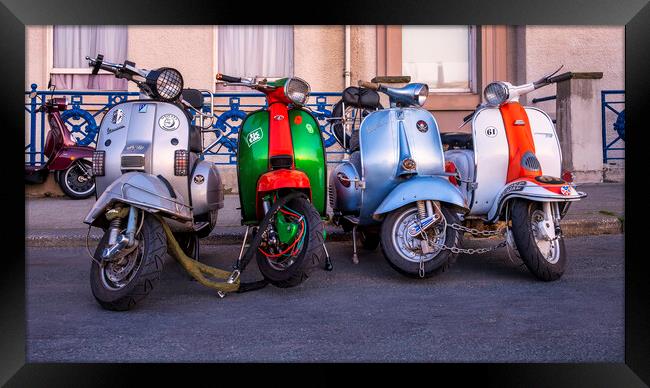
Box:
294;115;303;125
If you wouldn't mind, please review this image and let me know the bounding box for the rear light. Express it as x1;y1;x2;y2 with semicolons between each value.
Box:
92;151;105;176
174;149;189;176
562;170;574;183
445;161;459;186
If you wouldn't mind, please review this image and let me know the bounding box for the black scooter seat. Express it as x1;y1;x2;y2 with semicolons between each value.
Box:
440;132;473;150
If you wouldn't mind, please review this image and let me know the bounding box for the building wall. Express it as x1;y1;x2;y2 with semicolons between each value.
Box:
523;26;624;111
127;26;214;92
294;25;345;92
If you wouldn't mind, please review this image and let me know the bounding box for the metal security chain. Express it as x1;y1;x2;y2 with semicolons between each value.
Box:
427;222;508;256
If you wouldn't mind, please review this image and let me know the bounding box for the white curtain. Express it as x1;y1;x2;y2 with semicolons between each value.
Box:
53;25;128;90
217;25;293;90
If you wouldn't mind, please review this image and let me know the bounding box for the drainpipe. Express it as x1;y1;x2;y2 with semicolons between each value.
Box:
344;25;351;87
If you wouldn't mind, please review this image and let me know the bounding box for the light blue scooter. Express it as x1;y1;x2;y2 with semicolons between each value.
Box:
329;80;468;278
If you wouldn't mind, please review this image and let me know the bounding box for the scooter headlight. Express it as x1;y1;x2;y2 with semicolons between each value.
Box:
284;77;310;106
146;67;184;101
415;84;429;107
484;82;510;106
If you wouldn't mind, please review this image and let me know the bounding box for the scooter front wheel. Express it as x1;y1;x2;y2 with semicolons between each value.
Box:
510;199;566;281
90;212;167;311
256;196;326;288
380;203;462;278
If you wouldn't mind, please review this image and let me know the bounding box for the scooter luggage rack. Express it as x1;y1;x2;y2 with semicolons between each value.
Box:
327;102;377;153
120;181;193;219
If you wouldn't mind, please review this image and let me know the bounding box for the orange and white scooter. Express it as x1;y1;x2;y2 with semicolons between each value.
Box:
442;67;586;281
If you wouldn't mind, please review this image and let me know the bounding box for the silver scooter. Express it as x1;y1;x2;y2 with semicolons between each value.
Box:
329;80;468;278
83;55;224;311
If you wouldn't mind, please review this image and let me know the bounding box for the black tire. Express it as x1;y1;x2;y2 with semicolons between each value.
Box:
256;197;326;288
510;199;566;281
57;160;95;199
380;204;462;278
175;232;199;260
90;212;167;311
195;209;218;238
359;229;380;250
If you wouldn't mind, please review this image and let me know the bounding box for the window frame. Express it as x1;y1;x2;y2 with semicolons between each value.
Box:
377;25;509;111
212;25;296;93
46;25;124;77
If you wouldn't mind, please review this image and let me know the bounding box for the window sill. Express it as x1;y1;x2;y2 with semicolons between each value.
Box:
423;93;480;111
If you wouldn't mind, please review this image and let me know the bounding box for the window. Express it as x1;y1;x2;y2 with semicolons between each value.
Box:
378;25;508;111
401;26;474;92
51;25;128;90
216;25;293;89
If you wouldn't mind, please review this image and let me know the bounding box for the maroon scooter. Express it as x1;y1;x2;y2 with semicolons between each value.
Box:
25;93;95;199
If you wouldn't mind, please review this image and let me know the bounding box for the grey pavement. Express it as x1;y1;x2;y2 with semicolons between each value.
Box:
26;235;624;362
25;183;624;246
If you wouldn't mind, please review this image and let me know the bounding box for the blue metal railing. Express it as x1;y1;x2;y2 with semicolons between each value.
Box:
601;90;625;163
25;84;343;166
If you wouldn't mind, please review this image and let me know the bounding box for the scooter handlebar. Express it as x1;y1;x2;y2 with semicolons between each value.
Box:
216;73;242;83
358;80;380;91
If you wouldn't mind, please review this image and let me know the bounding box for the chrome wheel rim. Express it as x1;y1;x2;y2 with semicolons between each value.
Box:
100;236;145;291
391;207;446;263
531;209;561;264
64;162;95;196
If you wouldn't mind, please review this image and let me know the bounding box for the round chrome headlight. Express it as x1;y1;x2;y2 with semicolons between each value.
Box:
284;77;310;106
146;67;184;101
415;84;429;106
484;82;509;106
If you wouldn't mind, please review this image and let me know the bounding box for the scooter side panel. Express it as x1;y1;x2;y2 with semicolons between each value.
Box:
526;107;562;178
289;109;327;216
237;110;270;222
470;107;509;215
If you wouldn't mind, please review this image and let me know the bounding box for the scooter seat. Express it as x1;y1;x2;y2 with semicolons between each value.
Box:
441;132;473;150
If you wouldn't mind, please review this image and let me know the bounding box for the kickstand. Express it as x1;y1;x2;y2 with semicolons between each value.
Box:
323;241;333;271
351;225;359;264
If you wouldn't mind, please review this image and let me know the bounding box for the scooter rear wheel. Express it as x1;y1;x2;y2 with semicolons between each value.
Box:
58;160;95;199
510;199;566;281
90;212;166;311
256;197;326;288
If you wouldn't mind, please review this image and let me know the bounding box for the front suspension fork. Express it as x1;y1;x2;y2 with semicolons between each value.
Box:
102;204;139;261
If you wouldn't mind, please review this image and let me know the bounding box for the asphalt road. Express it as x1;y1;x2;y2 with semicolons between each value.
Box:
26;235;624;362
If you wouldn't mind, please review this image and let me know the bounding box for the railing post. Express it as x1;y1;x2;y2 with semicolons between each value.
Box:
29;83;37;166
601;91;607;163
555;72;604;183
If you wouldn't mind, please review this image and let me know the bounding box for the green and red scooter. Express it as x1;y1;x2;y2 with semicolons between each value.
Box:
217;73;331;288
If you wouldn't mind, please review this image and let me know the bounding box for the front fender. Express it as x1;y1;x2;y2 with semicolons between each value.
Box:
486;178;587;222
83;172;192;227
373;176;469;218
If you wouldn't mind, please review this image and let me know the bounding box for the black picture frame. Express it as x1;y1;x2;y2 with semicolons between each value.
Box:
3;0;648;385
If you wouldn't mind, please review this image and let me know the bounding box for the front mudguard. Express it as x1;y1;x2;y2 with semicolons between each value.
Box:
486;179;587;223
373;175;469;220
83;172;192;228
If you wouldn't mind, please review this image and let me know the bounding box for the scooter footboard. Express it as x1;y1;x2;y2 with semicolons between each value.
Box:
372;176;469;220
84;172;192;227
486;179;587;222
